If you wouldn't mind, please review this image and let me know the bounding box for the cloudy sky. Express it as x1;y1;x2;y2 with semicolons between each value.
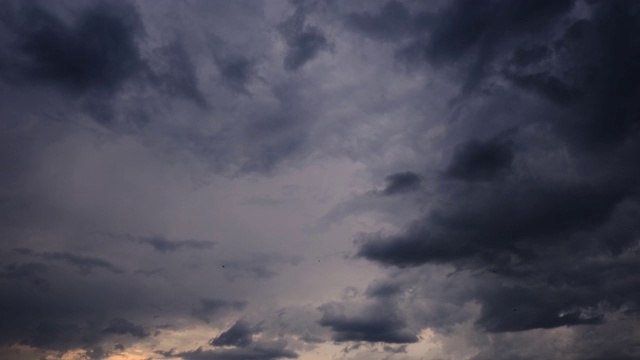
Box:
1;0;640;359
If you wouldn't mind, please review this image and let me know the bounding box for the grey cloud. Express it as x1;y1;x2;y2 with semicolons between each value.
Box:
355;6;640;331
1;1;143;93
382;171;421;195
139;236;216;253
147;41;208;107
475;285;604;333
382;344;407;353
28;322;82;350
445;136;514;181
318;303;418;344
421;0;574;65
165;342;298;360
509;45;550;67
359;179;628;266
279;8;328;71
345;1;419;42
1;262;49;287
362;0;575;95
364;280;404;299
193;299;248;322
214;55;255;94
3;0;640;358
210;320;260;347
504;71;580;106
220;254;302;282
513;2;640;150
103;318;151;339
19;249;124;274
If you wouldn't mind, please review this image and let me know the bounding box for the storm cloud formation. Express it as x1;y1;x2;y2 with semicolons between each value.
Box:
1;1;640;360
2;1;143;92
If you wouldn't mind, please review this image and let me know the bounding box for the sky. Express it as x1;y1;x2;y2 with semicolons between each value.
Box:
1;0;640;359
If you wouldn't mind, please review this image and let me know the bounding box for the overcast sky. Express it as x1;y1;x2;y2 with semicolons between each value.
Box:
1;0;640;359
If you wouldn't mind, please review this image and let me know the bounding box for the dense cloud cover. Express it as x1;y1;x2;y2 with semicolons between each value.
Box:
1;1;640;360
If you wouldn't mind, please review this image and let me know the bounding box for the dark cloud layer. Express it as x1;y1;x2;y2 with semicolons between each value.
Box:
210;321;259;348
1;2;143;93
352;0;640;342
278;7;328;71
2;0;640;359
140;236;216;253
318;303;418;344
102;318;151;339
445;136;513;181
162;340;298;360
382;171;421;195
16;248;124;274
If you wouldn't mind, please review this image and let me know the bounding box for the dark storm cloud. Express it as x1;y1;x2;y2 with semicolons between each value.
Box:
359;178;628;266
503;71;580;106
511;1;640;151
1;0;639;358
278;7;328;71
381;171;421;195
364;280;404;299
475;285;603;332
139;236;216;253
419;0;574;65
317;303;418;344
347;0;574;94
103;318;151;339
509;45;550;67
210;320;260;347
0;1;143;93
445;136;514;181
1;291;132;354
350;1;640;338
0;0;208;132
163;342;298;360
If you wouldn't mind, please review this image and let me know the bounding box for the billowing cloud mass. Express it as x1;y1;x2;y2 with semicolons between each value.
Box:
1;1;640;360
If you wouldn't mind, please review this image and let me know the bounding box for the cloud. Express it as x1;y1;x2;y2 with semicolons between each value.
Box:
139;236;216;253
381;171;421;195
382;344;407;353
165;342;298;360
192;299;248;322
345;1;420;42
210;320;260;347
2;0;640;358
219;253;302;282
1;1;143;93
278;7;328;71
445;135;514;181
103;318;151;339
16;249;125;274
318;302;418;344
